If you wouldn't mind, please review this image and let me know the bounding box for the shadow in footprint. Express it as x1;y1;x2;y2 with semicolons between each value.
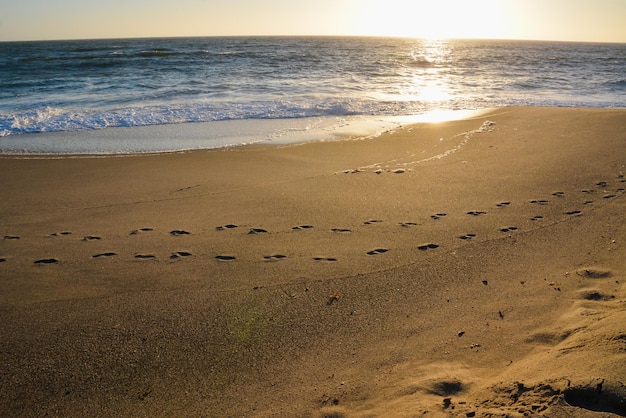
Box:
431;213;447;220
82;235;101;242
564;381;626;416
552;191;565;197
130;228;154;235
170;230;191;236
170;251;192;259
135;254;156;260
467;211;486;216
400;222;418;228
92;252;117;258
363;220;383;225
215;255;236;261
50;231;72;237
367;248;389;256
496;202;511;207
566;210;582;216
248;228;267;235
530;199;549;205
331;228;352;233
292;225;314;230
500;226;518;233
418;243;439;251
530;215;544;221
216;224;238;231
314;257;338;262
0;258;6;263
264;254;287;261
4;235;20;240
34;258;59;265
459;233;477;240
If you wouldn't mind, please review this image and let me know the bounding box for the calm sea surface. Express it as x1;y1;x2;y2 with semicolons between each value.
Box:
1;37;625;153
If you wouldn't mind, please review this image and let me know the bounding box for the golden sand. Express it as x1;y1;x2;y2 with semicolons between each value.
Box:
1;107;625;416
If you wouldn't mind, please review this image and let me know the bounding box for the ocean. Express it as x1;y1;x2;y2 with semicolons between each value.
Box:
1;37;624;154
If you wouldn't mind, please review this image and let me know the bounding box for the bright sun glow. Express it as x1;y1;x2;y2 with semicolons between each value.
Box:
358;0;509;40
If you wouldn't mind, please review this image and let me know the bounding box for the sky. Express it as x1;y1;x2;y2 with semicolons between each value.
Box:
1;0;625;43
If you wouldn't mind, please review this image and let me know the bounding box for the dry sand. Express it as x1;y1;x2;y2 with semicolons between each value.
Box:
1;107;625;417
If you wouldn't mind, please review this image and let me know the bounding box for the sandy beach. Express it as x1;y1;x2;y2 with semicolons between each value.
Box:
1;107;625;417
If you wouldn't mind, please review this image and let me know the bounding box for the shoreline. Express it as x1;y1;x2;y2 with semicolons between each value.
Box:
1;106;625;417
0;109;493;157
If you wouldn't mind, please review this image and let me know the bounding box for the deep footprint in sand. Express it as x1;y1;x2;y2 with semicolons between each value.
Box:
248;228;267;235
314;257;338;262
565;210;582;216
467;211;487;216
135;254;156;260
130;228;154;235
367;248;389;255
215;255;236;261
530;215;544;221
331;228;352;233
92;252;117;258
170;251;192;259
496;201;511;207
459;233;477;240
216;224;238;231
34;258;59;265
400;222;418;228
431;213;447;220
264;254;287;261
500;226;518;233
530;199;549;205
50;231;72;237
292;225;314;230
418;243;439;251
82;235;101;241
170;230;191;236
552;191;565;197
363;220;383;225
4;235;20;240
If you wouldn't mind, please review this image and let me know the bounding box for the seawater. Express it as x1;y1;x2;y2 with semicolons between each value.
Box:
1;37;625;154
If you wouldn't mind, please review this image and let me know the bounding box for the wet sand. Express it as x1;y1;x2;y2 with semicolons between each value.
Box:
1;107;625;417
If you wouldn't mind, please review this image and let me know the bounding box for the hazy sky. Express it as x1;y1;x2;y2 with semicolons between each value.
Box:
1;0;625;42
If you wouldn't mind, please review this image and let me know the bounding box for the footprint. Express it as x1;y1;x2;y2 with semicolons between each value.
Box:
418;243;439;251
530;199;549;205
170;251;192;259
496;201;511;207
603;194;617;199
263;254;287;261
135;254;156;260
431;213;447;220
500;226;518;233
331;228;352;233
313;257;338;262
565;210;582;215
581;189;596;194
170;230;191;236
393;168;406;174
34;258;59;265
248;228;267;235
215;255;236;261
216;224;238;231
467;211;486;216
3;235;19;240
399;222;418;228
292;225;314;230
583;200;594;205
130;228;154;235
50;231;72;237
363;220;383;225
596;181;609;187
82;235;101;242
530;215;544;221
459;233;477;240
92;252;117;258
366;248;389;255
0;258;6;263
552;191;565;197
